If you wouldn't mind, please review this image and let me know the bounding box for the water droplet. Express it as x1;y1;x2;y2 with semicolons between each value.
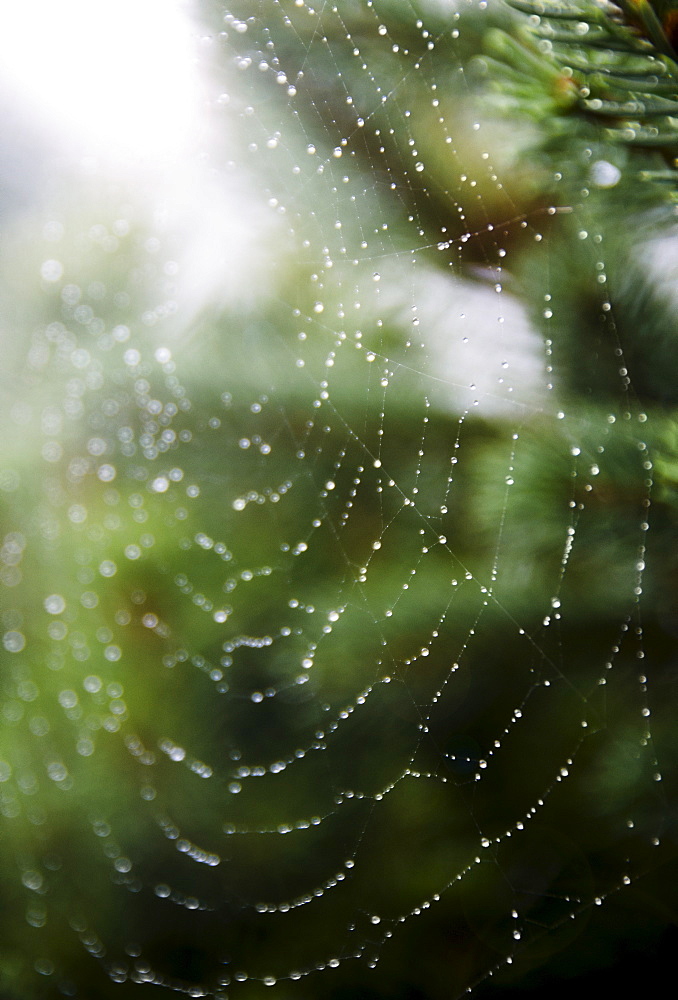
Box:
47;762;68;782
3;631;25;652
591;160;621;188
40;259;63;282
44;594;65;615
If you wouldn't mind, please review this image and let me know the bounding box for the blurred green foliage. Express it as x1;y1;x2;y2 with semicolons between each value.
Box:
0;2;677;999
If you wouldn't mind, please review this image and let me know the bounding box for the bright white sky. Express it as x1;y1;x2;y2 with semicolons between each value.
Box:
0;0;279;331
0;0;200;164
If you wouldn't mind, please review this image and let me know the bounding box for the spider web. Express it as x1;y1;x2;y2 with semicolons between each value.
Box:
0;1;675;998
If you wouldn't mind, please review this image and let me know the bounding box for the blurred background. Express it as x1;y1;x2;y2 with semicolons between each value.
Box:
0;1;677;998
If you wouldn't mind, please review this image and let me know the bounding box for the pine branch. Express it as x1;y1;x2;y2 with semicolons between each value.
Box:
483;0;678;197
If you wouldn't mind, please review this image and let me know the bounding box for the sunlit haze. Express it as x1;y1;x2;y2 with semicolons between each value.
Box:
0;0;200;164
